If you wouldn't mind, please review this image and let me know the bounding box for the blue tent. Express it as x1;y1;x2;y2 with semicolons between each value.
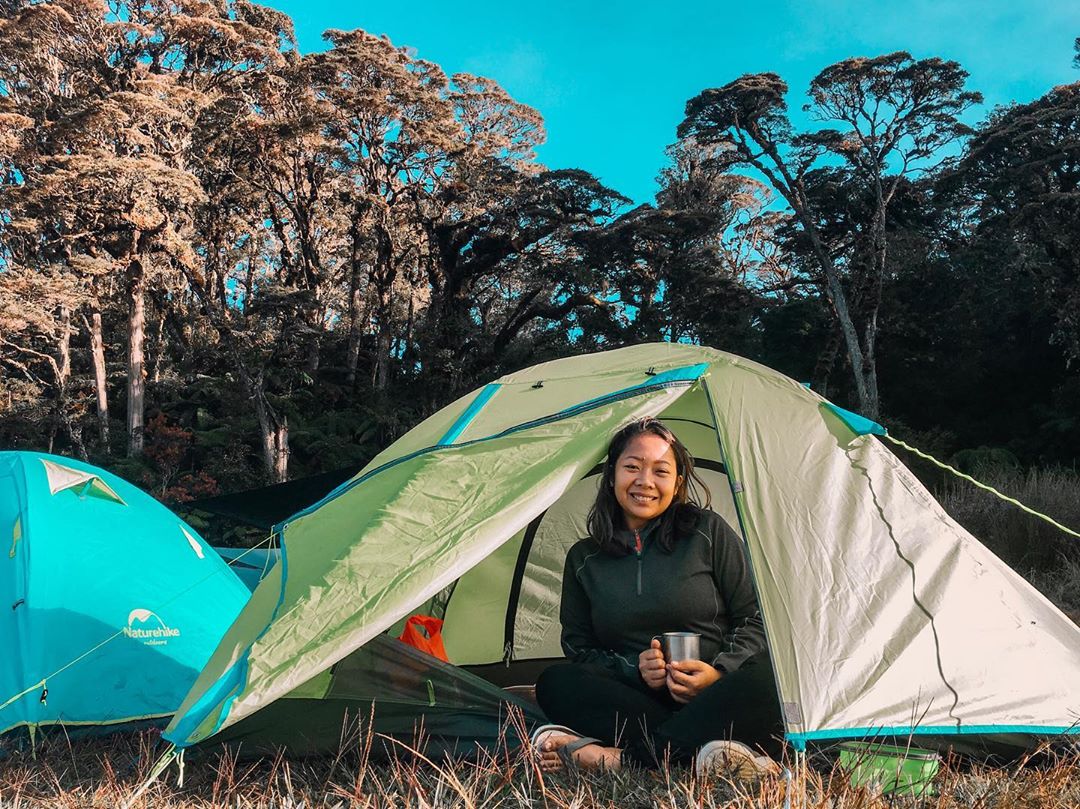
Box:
0;451;250;738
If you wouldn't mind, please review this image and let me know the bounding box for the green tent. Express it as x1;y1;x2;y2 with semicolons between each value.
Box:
164;344;1080;757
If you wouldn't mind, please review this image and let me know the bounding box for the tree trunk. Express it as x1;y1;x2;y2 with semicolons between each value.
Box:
858;185;889;422
372;297;392;392
86;307;110;449
861;310;880;420
345;220;365;387
811;321;843;398
252;384;289;484
55;304;86;460
305;333;321;375
345;282;364;388
57;304;71;390
751;151;878;420
126;258;146;456
151;307;166;384
792;202;876;419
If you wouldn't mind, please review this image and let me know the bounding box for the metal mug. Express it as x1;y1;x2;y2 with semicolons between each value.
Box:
654;631;701;663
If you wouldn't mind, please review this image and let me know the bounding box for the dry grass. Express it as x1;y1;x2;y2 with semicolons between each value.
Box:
1;726;1078;809
938;467;1080;619
3;472;1078;807
939;468;1080;572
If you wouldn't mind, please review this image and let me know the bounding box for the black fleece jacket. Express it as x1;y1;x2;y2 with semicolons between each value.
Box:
559;508;768;685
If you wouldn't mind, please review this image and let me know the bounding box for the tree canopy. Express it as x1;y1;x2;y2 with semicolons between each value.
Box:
1;3;1077;498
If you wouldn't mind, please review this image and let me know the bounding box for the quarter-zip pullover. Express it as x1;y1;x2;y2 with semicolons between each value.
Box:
559;509;767;685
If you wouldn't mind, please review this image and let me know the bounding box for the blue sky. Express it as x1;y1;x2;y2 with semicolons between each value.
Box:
266;0;1080;205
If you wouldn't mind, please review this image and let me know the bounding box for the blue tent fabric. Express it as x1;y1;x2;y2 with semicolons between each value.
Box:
822;402;888;437
212;547;280;593
0;452;250;735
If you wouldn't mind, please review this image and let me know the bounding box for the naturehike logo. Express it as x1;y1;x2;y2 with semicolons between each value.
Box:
124;609;181;646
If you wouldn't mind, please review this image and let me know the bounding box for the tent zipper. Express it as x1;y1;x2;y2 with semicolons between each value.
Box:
634;530;643;595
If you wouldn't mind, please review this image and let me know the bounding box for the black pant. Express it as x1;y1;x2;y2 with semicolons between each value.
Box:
535;652;784;768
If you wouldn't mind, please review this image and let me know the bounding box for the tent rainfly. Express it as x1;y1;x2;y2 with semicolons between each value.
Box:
162;344;1080;757
0;452;251;739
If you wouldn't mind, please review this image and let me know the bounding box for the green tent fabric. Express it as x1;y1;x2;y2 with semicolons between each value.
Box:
165;344;1080;756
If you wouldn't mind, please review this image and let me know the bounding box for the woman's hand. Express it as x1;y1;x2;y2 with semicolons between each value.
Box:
667;660;722;703
638;639;667;690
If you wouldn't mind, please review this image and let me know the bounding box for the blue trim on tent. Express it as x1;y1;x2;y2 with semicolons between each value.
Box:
438;384;501;446
822;402;887;437
788;724;1080;747
164;657;247;746
574;364;709;410
165;534;293;749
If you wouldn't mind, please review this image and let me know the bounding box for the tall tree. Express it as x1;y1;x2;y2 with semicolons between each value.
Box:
313;30;459;390
0;0;211;455
614;138;775;348
679;53;981;418
0;266;87;456
179;5;312;483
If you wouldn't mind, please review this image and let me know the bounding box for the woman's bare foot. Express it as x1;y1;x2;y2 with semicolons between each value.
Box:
538;732;622;772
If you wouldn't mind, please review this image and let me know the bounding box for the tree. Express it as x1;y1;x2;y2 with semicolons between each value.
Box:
0;0;212;456
407;72;624;400
949;81;1080;365
0;266;87;456
679;53;981;418
312;30;459;390
179;9;320;484
419;166;626;399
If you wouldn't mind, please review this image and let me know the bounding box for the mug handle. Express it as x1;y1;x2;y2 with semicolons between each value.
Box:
651;634;667;662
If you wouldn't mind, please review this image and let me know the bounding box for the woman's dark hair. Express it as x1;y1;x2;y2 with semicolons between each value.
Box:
587;417;711;555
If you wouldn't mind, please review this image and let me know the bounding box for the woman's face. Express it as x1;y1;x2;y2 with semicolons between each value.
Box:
613;433;682;531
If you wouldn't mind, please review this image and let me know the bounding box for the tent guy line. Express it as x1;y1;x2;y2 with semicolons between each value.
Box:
882;435;1080;541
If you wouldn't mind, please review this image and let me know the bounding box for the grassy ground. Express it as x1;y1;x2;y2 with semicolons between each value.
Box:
1;728;1079;808
2;470;1078;808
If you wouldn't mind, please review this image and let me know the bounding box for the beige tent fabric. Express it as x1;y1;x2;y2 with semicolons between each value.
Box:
706;363;1080;741
40;459;125;504
180;525;206;559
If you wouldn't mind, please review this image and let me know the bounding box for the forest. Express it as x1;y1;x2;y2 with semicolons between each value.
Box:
1;0;1078;507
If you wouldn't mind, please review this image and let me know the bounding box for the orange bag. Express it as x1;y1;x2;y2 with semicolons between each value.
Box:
397;614;449;662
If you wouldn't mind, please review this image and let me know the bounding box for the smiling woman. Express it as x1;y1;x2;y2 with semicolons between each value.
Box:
614;433;680;528
532;417;783;777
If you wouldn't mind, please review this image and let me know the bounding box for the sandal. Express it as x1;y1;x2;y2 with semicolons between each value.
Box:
530;723;604;768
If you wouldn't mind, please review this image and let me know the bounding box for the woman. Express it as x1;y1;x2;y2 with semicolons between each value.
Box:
533;417;783;775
